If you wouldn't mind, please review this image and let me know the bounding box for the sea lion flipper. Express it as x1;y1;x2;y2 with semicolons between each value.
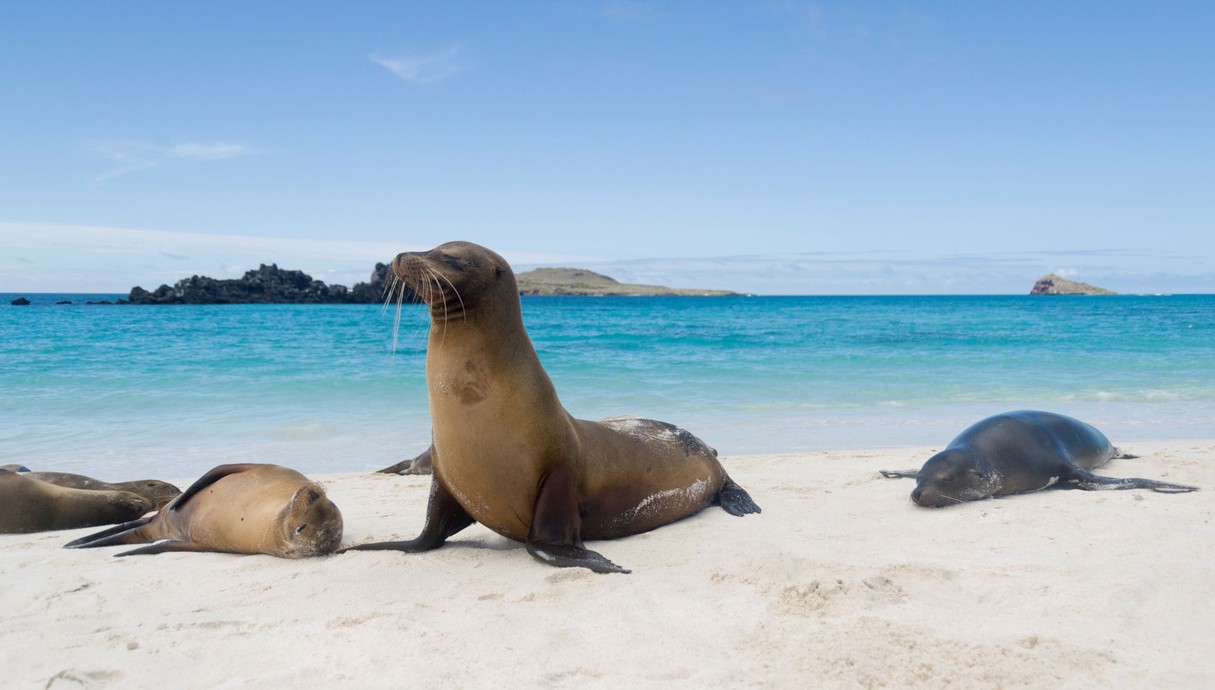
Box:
879;469;919;479
525;542;630;574
170;464;263;511
115;540;211;557
1067;468;1199;493
375;446;434;475
524;467;630;574
340;476;473;553
63;516;154;549
715;476;761;516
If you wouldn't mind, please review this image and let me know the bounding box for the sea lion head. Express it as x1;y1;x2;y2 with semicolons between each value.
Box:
910;449;997;508
272;483;344;558
121;479;183;511
390;241;516;321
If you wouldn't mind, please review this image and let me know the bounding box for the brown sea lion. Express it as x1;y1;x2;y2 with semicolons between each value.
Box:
880;410;1198;507
26;472;181;510
343;241;760;573
0;473;151;534
64;463;343;558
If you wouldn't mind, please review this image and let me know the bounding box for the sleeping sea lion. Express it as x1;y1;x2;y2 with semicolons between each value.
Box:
0;473;151;534
64;463;343;558
26;472;181;510
880;410;1198;507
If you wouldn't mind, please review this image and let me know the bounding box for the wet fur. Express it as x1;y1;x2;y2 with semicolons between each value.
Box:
881;410;1198;507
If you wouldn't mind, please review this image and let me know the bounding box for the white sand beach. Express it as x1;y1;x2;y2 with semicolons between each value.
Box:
2;441;1212;689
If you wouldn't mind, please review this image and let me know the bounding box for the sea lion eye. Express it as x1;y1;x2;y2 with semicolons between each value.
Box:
296;524;308;535
495;266;504;277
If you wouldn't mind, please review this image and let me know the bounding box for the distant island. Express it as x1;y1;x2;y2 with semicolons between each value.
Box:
121;263;736;304
127;263;392;304
515;268;738;296
1029;274;1117;296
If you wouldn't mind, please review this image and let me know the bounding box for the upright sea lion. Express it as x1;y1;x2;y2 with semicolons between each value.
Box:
26;472;181;510
880;410;1198;507
344;241;760;573
64;463;343;558
0;473;151;534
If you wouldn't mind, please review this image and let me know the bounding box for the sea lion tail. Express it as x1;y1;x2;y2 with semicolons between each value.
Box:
879;469;919;479
63;516;154;549
1069;469;1198;493
715;475;761;516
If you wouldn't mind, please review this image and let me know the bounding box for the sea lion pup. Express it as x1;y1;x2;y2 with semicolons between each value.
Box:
64;463;343;558
880;410;1198;507
26;472;181;510
344;241;760;574
0;473;151;534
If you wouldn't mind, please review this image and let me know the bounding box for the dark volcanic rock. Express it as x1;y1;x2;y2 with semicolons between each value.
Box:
128;263;394;305
10;297;30;306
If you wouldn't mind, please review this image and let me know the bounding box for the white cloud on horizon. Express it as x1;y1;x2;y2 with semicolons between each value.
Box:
90;139;257;183
370;44;469;85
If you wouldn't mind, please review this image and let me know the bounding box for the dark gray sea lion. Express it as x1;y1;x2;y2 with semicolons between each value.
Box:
375;445;434;475
344;241;760;573
881;410;1198;507
65;463;343;558
0;473;151;534
26;472;181;510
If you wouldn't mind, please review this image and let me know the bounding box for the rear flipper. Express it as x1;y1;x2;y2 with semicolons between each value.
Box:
1069;469;1198;493
715;476;761;516
63;517;153;549
879;469;919;479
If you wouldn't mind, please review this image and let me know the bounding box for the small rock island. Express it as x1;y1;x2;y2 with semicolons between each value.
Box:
515;268;737;296
1029;274;1117;296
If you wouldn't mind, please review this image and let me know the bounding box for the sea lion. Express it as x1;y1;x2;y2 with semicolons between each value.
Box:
0;473;152;534
0;464;30;473
880;410;1198;507
64;463;343;558
376;445;434;475
343;241;760;573
26;472;181;510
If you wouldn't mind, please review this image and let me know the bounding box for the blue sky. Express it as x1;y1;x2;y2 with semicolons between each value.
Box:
2;1;1212;294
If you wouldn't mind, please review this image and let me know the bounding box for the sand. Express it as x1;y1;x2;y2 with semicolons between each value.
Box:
2;440;1212;689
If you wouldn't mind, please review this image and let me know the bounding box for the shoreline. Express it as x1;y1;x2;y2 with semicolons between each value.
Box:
2;440;1211;688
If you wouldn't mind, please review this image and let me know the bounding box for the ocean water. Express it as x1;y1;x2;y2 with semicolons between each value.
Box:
2;292;1213;480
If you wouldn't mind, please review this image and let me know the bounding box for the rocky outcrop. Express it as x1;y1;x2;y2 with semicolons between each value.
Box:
10;297;30;306
1030;274;1116;296
128;263;393;305
515;267;737;296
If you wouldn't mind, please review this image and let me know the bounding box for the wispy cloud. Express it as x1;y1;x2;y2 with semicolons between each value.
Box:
90;139;256;184
370;44;469;85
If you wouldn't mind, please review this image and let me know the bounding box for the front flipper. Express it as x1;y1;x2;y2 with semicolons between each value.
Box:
526;466;629;574
526;542;629;574
715;475;762;516
116;540;214;557
1067;468;1198;493
879;469;920;479
340;476;474;553
63;516;154;549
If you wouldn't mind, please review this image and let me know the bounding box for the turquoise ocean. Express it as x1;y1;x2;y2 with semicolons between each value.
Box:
3;293;1213;480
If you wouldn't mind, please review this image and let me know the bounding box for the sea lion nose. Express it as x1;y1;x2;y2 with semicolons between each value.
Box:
910;486;924;505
